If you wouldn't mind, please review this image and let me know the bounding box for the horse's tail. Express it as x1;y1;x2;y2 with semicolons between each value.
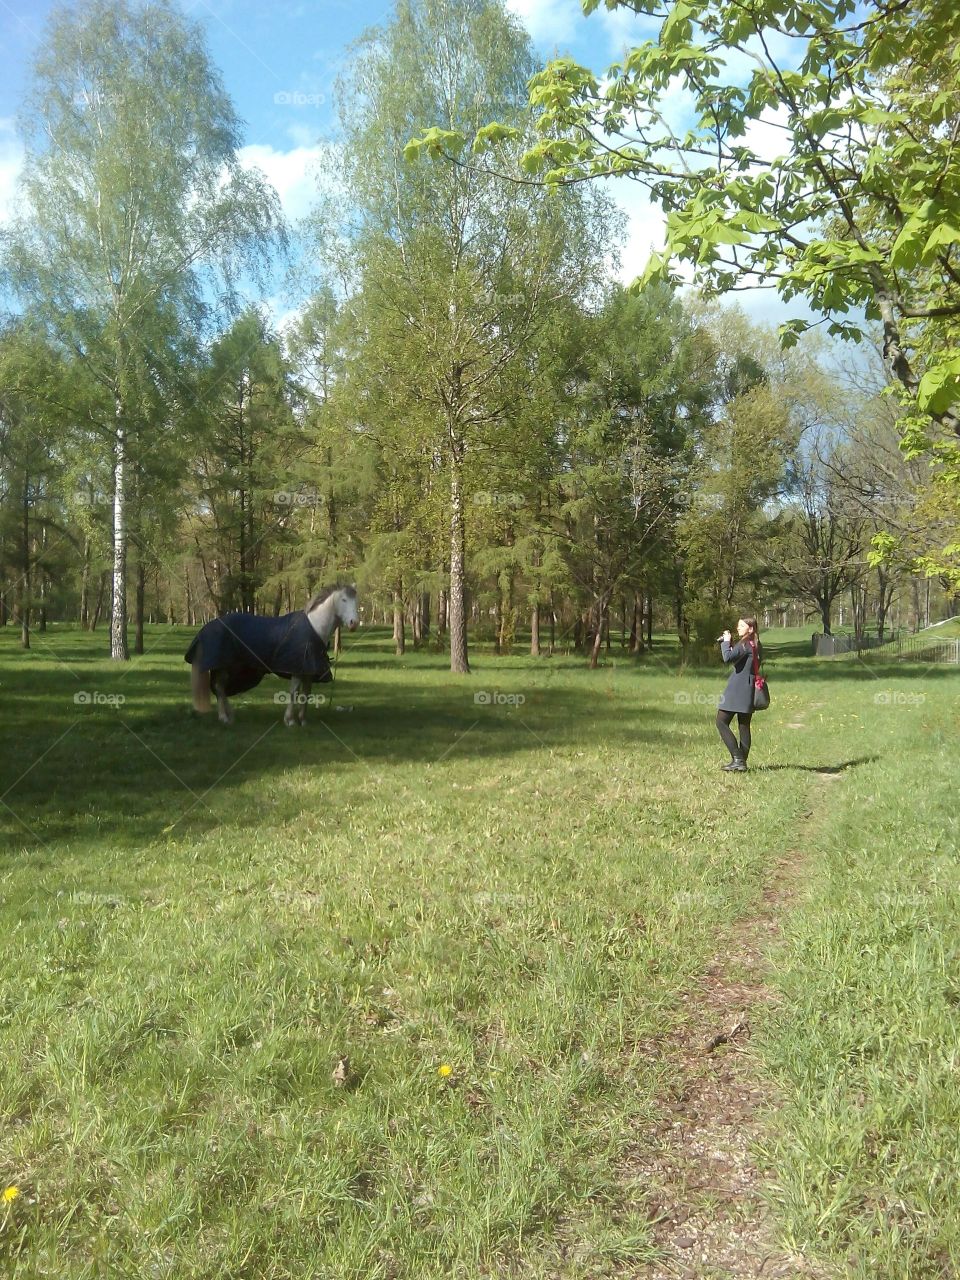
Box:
191;663;211;713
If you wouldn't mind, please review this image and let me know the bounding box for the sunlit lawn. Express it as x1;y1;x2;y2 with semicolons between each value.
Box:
0;624;957;1277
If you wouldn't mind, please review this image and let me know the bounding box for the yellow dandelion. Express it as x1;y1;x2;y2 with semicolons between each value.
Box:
437;1063;453;1078
2;1186;19;1203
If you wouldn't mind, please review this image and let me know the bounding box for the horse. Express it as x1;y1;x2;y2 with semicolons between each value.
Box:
185;585;359;726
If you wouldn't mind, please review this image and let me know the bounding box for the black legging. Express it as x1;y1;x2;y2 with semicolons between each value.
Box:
716;709;752;759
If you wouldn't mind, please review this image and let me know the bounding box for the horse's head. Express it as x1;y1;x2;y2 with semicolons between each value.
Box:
335;585;360;631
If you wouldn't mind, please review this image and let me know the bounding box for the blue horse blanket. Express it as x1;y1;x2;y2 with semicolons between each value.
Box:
185;611;333;697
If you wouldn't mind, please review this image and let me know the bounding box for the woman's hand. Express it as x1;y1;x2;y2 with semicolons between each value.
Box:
721;629;731;643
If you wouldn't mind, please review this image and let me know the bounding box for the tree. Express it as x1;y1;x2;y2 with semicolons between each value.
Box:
324;0;611;673
0;325;68;646
548;285;714;666
779;433;869;635
3;0;281;658
416;0;960;584
282;289;372;604
191;310;299;614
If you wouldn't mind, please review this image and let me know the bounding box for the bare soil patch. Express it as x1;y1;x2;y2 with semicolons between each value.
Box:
621;841;833;1278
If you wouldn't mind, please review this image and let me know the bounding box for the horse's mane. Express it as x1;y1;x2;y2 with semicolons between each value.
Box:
305;584;357;613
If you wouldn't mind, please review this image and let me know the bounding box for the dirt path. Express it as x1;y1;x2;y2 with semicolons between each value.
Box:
623;777;834;1279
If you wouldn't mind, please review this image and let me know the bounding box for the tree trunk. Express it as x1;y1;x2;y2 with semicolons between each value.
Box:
80;538;91;629
111;411;129;660
851;579;867;649
393;584;405;656
589;611;604;669
501;572;515;655
92;571;107;630
135;560;146;655
438;588;448;638
876;567;890;643
448;443;470;674
19;472;30;649
646;592;653;651
530;602;541;656
629;594;641;654
573;613;583;651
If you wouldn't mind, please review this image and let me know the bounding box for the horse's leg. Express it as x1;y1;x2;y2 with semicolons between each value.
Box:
285;676;301;726
298;677;312;726
213;673;234;725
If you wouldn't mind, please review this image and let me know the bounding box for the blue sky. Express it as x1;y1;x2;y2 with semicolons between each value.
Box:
0;0;801;327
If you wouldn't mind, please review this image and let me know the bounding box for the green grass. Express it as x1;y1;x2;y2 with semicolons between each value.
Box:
0;623;957;1277
920;615;960;638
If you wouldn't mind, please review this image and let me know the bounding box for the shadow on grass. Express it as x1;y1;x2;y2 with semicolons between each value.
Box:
0;644;670;850
752;755;881;774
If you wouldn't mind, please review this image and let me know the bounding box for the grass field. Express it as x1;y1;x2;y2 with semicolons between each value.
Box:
0;623;957;1278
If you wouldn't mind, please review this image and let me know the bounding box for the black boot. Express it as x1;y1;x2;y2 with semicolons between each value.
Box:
723;751;747;772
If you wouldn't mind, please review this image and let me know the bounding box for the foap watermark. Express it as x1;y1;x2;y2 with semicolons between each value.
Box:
74;690;125;707
274;489;323;508
472;491;524;509
273;90;325;108
474;690;526;707
73;89;125;109
873;690;926;707
60;890;127;908
274;691;329;708
489;290;528;310
674;690;722;707
74;491;112;507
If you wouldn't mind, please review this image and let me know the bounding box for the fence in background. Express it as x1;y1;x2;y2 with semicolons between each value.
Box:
813;630;960;664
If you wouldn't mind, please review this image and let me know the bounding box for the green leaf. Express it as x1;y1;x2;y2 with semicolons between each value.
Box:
661;0;694;47
472;122;521;152
922;223;960;259
917;356;960;415
777;318;809;349
890;213;929;269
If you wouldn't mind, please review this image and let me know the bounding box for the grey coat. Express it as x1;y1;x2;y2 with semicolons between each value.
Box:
718;638;762;714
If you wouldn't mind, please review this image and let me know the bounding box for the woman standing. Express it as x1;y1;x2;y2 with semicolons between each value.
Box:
715;617;762;772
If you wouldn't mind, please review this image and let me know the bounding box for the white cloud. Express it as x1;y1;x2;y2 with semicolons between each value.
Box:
0;118;24;227
284;120;323;149
262;294;308;338
605;174;813;328
504;0;580;50
238;142;323;222
606;176;668;285
740;103;792;165
597;5;661;58
719;28;803;84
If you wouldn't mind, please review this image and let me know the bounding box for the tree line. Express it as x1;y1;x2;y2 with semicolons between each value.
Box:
1;0;956;672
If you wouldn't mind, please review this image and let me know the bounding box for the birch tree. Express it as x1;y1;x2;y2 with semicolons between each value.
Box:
3;0;282;657
325;0;610;672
